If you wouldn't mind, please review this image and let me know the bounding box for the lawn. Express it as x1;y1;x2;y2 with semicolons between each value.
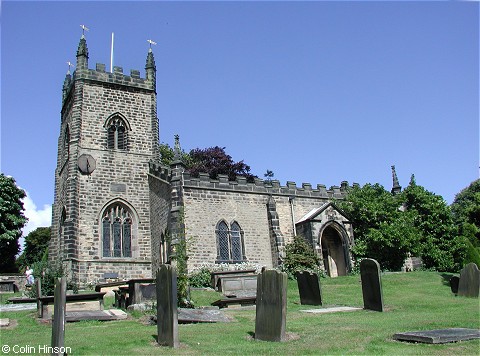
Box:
0;271;479;355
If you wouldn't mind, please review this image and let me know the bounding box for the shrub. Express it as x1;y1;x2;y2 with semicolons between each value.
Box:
283;235;321;279
28;260;77;297
188;267;211;288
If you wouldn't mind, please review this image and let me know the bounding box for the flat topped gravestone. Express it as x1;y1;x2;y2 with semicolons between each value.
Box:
394;328;480;344
156;265;179;348
458;263;480;298
360;258;384;312
255;269;287;342
296;271;322;306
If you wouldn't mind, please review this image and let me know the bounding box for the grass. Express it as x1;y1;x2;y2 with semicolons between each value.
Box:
1;271;479;355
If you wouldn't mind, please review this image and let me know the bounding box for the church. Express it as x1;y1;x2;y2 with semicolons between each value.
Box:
49;34;356;285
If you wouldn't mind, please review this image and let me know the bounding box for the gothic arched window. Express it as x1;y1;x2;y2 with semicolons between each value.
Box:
102;203;134;258
216;220;246;263
106;116;128;150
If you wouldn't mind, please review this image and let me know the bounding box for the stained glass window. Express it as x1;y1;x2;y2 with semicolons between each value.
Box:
101;203;134;258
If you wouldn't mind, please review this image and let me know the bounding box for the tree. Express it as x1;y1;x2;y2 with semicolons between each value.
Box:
401;177;465;271
338;183;417;270
450;179;480;267
16;227;51;270
0;174;27;273
160;142;257;182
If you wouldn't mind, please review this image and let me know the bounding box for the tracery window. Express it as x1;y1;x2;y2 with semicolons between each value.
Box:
216;220;246;263
107;116;128;150
102;203;133;258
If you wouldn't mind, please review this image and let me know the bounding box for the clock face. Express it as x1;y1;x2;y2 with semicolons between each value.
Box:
78;154;96;174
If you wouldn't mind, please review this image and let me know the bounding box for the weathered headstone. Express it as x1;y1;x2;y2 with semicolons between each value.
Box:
457;263;480;298
35;278;42;318
255;269;287;342
449;276;460;295
360;258;384;312
51;277;66;356
296;271;322;306
156;265;179;348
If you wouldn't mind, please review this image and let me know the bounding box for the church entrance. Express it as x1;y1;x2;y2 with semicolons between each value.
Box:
321;226;347;277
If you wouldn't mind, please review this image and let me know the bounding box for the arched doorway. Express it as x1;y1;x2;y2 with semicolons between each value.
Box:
321;225;347;277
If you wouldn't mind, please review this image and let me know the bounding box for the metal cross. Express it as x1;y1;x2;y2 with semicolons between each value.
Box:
80;24;89;35
147;39;157;48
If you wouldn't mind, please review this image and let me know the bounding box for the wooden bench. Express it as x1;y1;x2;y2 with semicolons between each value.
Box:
94;280;128;292
210;269;256;291
38;292;106;319
211;296;256;308
7;297;36;304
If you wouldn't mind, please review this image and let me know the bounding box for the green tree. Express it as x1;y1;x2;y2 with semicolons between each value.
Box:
0;174;27;273
450;179;480;267
400;176;465;271
16;227;51;270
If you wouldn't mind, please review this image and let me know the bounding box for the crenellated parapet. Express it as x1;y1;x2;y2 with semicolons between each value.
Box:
149;161;171;183
183;172;349;199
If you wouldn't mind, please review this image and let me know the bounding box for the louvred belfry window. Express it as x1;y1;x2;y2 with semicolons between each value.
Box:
216;220;246;263
107;117;128;150
102;203;133;258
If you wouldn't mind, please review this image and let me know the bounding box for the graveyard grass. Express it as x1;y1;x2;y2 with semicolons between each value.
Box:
1;271;479;355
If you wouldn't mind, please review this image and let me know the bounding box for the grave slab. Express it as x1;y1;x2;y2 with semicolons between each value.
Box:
64;309;127;322
299;306;362;314
0;318;10;327
394;328;480;344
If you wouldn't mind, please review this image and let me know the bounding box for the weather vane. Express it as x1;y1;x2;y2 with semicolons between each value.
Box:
66;61;74;74
80;24;89;36
147;39;157;49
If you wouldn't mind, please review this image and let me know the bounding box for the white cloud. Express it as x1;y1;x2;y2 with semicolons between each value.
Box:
19;192;52;251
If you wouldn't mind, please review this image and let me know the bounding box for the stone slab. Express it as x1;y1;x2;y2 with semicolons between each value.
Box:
0;303;36;312
0;318;10;327
299;306;362;314
394;328;480;344
64;309;127;322
178;308;231;323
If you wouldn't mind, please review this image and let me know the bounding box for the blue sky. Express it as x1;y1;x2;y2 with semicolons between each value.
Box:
1;1;478;240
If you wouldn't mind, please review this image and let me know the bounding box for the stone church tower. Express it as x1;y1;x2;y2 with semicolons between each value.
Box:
50;33;160;282
51;34;357;284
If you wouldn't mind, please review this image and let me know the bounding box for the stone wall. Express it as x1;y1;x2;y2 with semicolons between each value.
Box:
179;172;349;270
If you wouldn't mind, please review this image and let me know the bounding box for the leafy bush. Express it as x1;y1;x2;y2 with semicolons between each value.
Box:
283;235;321;279
188;267;211;288
28;260;77;297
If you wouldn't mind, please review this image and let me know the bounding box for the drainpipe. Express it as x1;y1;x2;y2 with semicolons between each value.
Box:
289;196;296;236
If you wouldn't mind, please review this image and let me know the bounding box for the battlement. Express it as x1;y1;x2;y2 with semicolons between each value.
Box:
69;63;154;90
148;161;351;199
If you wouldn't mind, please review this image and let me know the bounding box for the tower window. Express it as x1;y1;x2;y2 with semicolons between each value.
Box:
102;203;133;258
216;220;246;263
106;116;128;150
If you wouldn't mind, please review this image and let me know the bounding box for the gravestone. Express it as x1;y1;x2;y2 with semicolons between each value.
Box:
296;271;322;306
360;258;384;312
449;276;459;295
457;263;480;298
394;328;480;344
255;269;287;342
35;279;42;317
51;277;66;356
156;265;179;348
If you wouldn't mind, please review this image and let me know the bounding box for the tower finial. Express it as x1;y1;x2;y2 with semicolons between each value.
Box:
80;24;89;38
391;165;402;195
173;134;182;162
66;61;74;75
